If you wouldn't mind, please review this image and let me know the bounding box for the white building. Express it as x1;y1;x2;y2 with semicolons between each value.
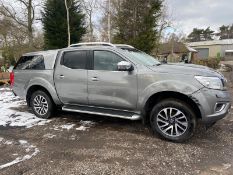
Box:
188;39;233;59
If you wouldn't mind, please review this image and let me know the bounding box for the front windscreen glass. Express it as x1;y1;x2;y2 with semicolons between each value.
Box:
121;48;160;66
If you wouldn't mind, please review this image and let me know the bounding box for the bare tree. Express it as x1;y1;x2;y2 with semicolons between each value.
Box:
98;0;122;42
0;0;38;49
0;16;33;63
81;0;99;42
153;4;173;55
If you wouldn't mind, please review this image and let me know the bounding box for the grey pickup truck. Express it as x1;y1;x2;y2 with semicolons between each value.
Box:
11;42;231;142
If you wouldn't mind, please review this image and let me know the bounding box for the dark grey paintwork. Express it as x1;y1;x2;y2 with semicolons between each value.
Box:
12;46;231;124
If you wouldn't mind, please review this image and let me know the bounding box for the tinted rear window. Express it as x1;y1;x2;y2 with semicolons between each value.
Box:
15;55;45;70
62;51;87;69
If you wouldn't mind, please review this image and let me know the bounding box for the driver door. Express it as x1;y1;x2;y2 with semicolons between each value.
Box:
88;50;138;110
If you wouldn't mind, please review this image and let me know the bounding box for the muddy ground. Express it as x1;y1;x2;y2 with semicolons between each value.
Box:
0;68;233;175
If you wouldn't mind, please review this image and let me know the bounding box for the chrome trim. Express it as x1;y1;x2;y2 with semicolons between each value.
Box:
115;44;135;48
63;103;140;114
62;107;141;121
69;42;116;48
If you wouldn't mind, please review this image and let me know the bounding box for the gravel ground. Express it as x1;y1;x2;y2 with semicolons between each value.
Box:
0;69;233;175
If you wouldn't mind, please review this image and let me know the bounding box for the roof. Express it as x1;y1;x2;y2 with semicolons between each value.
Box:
158;42;195;55
186;46;197;52
188;39;233;47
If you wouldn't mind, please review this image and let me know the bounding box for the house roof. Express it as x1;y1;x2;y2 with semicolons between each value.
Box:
157;42;196;55
188;39;233;47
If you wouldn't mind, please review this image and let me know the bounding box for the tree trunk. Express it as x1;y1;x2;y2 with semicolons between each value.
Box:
28;0;33;49
65;0;71;46
89;12;94;41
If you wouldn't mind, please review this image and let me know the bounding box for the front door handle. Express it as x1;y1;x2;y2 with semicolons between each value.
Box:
59;75;65;79
91;77;99;81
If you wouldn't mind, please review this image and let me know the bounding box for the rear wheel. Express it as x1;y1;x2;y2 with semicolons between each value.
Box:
30;90;54;119
150;99;196;142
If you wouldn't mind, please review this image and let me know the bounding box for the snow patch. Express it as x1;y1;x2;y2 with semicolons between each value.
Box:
0;89;51;128
19;140;28;145
52;123;76;131
76;125;89;131
76;120;96;131
0;148;39;170
0;139;40;170
4;140;13;145
217;64;231;72
0;88;11;91
43;133;56;139
61;124;75;130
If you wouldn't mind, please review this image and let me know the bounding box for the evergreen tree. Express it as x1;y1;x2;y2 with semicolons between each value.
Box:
187;28;204;42
113;0;163;53
42;0;86;49
203;27;214;41
187;27;214;42
218;25;233;40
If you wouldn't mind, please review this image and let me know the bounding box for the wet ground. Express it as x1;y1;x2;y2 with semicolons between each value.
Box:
0;69;233;175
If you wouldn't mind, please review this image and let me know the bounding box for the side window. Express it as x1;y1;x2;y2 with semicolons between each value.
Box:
15;55;45;70
62;51;87;69
94;51;124;71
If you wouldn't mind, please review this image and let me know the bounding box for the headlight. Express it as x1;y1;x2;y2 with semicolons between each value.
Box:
195;76;223;90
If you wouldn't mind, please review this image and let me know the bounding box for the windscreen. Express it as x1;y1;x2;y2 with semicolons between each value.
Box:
121;48;160;66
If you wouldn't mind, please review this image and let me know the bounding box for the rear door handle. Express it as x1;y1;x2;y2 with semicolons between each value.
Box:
91;77;99;81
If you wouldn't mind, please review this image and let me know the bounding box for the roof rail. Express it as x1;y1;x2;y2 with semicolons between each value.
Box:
69;42;116;48
114;44;135;49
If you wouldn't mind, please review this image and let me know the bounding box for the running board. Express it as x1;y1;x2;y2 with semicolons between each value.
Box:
62;105;141;121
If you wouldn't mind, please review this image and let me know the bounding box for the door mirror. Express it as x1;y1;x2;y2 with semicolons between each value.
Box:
117;61;134;71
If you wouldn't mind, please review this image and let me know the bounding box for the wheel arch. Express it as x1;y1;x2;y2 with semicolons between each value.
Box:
26;85;54;107
142;91;202;124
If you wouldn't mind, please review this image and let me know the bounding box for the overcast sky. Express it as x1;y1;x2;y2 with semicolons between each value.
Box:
165;0;233;35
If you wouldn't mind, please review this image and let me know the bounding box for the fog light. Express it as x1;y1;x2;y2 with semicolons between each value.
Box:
215;103;226;113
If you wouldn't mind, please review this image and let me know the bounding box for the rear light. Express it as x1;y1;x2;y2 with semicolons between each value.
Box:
10;72;14;87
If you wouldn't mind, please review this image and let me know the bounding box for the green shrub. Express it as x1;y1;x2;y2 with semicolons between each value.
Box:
193;58;220;69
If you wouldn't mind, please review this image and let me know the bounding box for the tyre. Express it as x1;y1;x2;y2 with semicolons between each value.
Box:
30;90;54;119
150;99;196;142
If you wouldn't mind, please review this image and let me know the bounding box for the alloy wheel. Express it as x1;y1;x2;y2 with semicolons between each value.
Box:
156;107;188;137
33;95;49;116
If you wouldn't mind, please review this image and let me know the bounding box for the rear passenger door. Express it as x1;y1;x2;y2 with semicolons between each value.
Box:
54;50;89;105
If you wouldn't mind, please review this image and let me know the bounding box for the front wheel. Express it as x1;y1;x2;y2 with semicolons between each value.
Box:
150;99;196;142
30;90;54;119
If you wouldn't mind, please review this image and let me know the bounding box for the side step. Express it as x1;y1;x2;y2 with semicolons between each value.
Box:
62;105;142;121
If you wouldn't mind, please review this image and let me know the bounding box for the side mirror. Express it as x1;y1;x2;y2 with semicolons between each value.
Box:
117;61;134;71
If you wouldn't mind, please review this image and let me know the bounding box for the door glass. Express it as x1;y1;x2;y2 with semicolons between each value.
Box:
94;51;123;71
62;51;87;69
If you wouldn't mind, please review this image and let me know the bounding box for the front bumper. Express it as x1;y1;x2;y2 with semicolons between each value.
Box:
191;88;231;124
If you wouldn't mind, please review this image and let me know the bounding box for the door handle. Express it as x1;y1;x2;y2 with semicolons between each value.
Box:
91;77;99;81
59;75;65;79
